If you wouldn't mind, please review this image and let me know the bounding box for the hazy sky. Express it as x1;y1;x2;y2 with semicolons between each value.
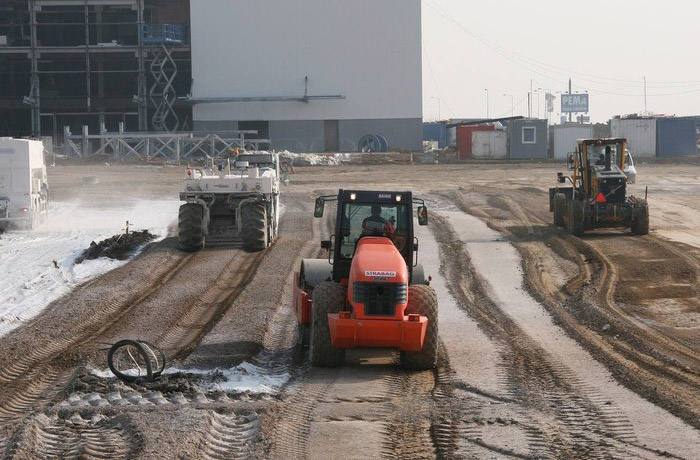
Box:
421;0;700;123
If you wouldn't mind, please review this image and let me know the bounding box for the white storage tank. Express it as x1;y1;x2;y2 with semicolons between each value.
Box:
472;131;507;159
610;117;657;158
552;125;594;160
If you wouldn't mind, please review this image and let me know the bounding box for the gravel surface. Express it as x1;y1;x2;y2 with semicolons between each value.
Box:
1;161;699;458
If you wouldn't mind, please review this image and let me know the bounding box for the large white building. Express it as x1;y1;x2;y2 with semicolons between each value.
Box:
190;0;422;152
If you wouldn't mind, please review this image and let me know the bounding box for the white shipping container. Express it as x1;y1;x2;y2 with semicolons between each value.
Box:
610;118;656;158
448;126;457;148
552;125;594;160
472;131;507;159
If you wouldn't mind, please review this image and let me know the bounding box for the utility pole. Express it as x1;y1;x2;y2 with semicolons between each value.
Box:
568;78;573;123
528;79;533;118
503;93;514;117
643;76;648;114
485;89;489;118
430;96;441;121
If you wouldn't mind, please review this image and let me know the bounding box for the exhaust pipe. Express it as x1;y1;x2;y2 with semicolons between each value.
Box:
604;146;612;171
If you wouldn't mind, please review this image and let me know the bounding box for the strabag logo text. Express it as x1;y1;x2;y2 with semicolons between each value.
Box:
365;271;397;278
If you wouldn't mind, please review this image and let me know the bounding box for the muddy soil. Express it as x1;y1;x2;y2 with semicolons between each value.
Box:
1;161;699;458
75;230;157;264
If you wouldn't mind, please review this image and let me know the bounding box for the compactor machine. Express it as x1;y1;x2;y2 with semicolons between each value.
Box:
294;190;438;369
178;152;280;252
550;138;649;236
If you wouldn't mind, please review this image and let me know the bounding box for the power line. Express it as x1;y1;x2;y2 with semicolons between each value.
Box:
423;0;700;94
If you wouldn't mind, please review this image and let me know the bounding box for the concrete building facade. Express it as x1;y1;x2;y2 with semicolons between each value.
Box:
189;0;423;152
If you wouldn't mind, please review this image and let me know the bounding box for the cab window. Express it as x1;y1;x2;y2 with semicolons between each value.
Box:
339;203;409;259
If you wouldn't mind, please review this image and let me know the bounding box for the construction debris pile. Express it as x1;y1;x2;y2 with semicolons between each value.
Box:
75;230;156;264
279;151;346;166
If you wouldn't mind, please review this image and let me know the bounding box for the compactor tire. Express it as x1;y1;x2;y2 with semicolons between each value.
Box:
401;285;439;370
241;202;268;252
631;203;650;236
178;203;206;252
553;193;566;227
566;200;585;237
310;282;346;367
297;324;310;348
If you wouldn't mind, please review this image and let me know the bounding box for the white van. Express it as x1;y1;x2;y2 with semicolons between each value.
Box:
0;138;49;230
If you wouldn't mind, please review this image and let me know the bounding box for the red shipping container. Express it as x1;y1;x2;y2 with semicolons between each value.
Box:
457;125;496;159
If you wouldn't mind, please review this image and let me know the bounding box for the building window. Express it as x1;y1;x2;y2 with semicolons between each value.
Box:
522;127;536;144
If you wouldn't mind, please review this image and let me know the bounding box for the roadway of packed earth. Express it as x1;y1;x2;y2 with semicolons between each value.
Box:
0;160;698;459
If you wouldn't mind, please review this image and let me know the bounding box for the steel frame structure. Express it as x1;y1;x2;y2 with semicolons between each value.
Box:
63;124;271;161
1;0;190;137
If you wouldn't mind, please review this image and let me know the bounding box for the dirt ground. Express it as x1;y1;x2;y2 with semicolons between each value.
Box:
0;160;699;459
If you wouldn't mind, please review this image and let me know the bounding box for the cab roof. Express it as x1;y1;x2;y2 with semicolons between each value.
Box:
577;138;627;146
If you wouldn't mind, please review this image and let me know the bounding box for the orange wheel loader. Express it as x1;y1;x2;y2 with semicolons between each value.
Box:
293;190;438;369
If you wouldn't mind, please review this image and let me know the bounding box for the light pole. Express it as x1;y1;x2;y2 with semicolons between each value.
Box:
430;96;441;121
484;89;489;119
503;93;514;117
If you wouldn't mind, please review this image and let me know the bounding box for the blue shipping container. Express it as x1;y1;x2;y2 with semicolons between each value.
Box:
423;122;448;148
656;117;699;157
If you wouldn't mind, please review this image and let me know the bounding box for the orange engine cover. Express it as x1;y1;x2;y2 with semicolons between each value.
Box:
348;237;409;320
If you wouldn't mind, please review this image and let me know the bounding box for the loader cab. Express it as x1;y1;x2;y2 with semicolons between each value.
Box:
315;190;427;283
576;139;628;202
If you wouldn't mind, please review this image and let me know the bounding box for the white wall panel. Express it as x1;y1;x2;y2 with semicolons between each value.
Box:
190;0;422;122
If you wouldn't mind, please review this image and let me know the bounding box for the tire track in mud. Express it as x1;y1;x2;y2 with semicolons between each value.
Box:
267;362;436;460
450;188;700;428
199;411;260;460
190;195;324;458
9;413;139;459
150;250;263;359
2;197;310;457
0;250;196;452
428;210;646;459
0;252;194;384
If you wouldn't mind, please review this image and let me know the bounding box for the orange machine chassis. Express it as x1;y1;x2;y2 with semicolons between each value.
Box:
328;312;427;351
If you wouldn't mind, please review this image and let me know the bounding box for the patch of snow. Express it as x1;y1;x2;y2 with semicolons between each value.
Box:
0;199;180;338
279;150;347;166
89;360;290;395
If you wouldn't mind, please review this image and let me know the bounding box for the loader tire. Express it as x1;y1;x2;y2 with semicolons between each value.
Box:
401;285;438;370
178;203;205;252
310;281;346;367
566;200;585;237
631;202;650;236
241;202;268;252
553;193;566;227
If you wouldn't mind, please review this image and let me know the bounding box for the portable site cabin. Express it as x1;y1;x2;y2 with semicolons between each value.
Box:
0;138;48;230
507;119;548;159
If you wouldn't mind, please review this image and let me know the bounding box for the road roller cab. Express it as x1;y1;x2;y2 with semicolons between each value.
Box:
294;190;438;369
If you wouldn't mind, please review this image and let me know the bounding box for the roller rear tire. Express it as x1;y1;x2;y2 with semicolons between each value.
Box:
400;285;439;370
631;202;650;235
553;193;566;227
310;282;346;367
566;200;585;237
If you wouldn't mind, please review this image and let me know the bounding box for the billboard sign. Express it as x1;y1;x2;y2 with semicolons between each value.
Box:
561;93;589;113
545;93;555;113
